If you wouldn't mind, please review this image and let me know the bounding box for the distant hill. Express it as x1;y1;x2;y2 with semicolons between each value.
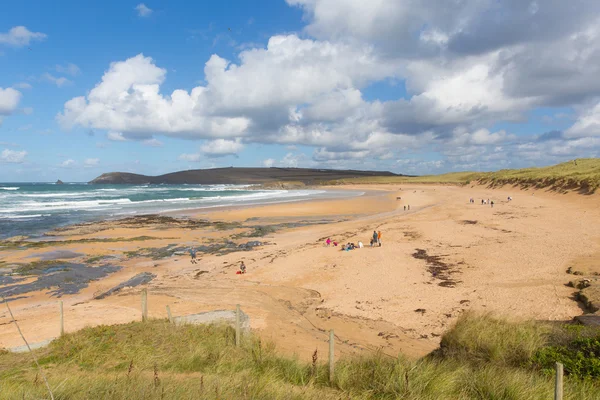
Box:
89;167;402;185
323;158;600;194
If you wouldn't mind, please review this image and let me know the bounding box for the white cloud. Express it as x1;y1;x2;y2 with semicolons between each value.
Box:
84;158;99;167
0;87;22;115
178;153;202;162
1;149;27;163
42;73;71;87
135;3;153;17
0;26;46;47
142;138;163;147
56;63;81;76
201;139;244;157
262;158;276;167
565;102;600;138
107;131;127;141
56;2;600;173
61;159;76;167
18;124;32;131
13;82;32;90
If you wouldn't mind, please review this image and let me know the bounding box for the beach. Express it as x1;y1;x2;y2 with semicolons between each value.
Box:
1;184;599;361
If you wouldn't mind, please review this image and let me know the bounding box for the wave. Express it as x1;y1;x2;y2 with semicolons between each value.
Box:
0;214;43;219
0;187;19;190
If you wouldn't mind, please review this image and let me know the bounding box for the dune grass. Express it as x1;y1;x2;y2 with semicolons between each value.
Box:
0;313;599;399
323;158;600;193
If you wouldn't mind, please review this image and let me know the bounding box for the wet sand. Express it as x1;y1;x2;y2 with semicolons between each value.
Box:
1;184;599;361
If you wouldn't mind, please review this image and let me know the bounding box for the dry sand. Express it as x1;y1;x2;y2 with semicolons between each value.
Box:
1;184;599;361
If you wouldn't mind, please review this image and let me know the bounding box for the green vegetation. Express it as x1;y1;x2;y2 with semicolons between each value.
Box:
324;158;600;193
1;313;599;399
0;236;161;251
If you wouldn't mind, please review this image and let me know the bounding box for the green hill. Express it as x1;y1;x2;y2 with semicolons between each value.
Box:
325;158;600;194
1;313;599;399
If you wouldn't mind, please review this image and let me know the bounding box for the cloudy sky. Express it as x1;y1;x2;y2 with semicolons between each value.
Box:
1;0;600;182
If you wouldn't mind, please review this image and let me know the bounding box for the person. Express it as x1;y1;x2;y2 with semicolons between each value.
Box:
377;231;382;246
481;199;484;205
333;241;338;247
189;248;197;264
370;238;374;247
372;231;378;247
408;205;410;210
490;200;494;208
326;237;331;246
404;205;406;211
358;241;363;248
239;261;246;274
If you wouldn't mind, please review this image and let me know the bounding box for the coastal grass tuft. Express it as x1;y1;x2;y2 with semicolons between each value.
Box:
1;314;599;399
324;158;600;193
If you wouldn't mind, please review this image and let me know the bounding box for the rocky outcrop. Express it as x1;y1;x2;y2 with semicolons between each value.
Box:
56;180;64;185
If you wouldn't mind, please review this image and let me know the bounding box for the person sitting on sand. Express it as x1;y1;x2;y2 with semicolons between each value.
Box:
326;237;331;246
239;261;246;274
189;248;197;264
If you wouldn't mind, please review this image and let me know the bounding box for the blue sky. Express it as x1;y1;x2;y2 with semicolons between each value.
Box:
1;1;600;182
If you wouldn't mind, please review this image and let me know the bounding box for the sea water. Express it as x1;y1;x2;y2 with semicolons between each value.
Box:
0;183;355;239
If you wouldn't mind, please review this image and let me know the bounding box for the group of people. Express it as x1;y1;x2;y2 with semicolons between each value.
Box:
469;198;495;207
325;230;382;251
403;205;410;211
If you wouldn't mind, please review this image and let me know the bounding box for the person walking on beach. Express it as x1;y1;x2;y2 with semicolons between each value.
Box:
372;231;378;247
189;248;197;264
404;205;406;211
326;237;331;246
377;230;382;246
491;200;494;208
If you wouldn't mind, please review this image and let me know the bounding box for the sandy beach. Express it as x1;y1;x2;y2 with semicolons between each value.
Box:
1;184;599;361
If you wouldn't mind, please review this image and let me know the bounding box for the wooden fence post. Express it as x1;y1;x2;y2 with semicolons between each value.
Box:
329;329;335;384
235;304;241;347
59;301;64;337
555;362;563;400
141;289;148;322
166;305;173;324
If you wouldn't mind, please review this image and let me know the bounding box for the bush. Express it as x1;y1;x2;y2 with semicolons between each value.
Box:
435;312;550;367
531;335;600;379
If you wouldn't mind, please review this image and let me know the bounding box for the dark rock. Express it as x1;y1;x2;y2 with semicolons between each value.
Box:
56;180;64;185
574;315;600;327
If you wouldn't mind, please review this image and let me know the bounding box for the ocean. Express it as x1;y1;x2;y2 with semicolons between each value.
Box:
0;183;355;239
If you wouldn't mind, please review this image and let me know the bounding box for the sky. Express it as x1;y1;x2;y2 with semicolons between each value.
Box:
1;0;600;182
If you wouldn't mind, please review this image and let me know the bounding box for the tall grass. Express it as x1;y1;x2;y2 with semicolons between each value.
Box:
323;158;600;193
0;314;598;399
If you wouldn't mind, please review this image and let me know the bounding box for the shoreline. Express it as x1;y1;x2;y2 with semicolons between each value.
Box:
1;183;599;361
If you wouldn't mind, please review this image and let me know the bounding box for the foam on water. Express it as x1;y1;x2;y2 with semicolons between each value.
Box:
0;182;356;239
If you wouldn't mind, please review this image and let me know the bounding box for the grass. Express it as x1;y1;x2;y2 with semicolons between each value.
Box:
1;313;599;399
323;158;600;194
0;236;161;251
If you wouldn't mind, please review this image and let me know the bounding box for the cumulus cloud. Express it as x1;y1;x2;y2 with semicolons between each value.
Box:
0;87;22;115
0;26;46;47
1;149;27;163
84;158;99;167
142;138;163;147
135;3;153;17
42;73;71;87
201;139;244;157
178;153;202;162
61;159;76;167
262;158;276;167
107;131;127;141
56;1;600;172
56;63;81;76
13;82;32;90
